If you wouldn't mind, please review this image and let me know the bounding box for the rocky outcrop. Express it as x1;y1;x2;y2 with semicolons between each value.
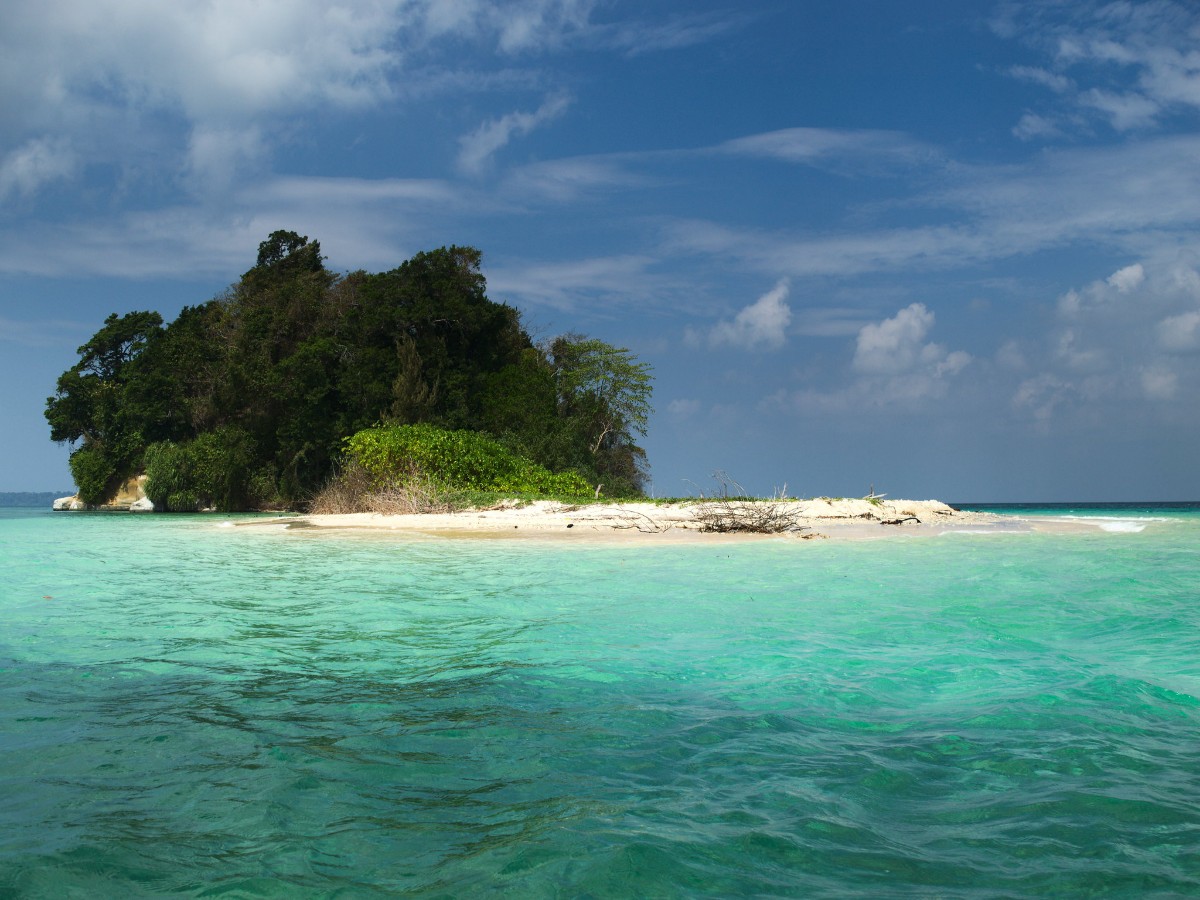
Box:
52;474;151;511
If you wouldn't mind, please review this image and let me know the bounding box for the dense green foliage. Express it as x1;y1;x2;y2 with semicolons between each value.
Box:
47;232;653;509
345;424;592;497
143;427;258;512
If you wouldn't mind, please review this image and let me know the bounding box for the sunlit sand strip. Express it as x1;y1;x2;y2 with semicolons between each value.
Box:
228;498;1101;542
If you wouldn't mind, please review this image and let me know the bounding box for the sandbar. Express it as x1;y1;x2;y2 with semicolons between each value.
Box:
231;498;1107;542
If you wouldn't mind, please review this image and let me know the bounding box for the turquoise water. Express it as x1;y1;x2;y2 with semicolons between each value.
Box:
3;507;1200;897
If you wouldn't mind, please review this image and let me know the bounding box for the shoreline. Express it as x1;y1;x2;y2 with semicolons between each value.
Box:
230;498;1118;542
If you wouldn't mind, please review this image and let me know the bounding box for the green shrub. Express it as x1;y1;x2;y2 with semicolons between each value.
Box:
69;446;116;506
344;423;592;497
144;426;256;511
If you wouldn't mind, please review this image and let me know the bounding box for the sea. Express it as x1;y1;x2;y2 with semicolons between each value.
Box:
2;502;1199;897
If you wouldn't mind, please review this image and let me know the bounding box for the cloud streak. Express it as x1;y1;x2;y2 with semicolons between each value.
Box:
457;92;572;175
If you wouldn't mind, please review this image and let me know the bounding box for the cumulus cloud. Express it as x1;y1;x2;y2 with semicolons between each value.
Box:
457;92;572;175
1011;256;1200;421
1107;262;1145;293
765;302;971;416
701;280;792;351
1059;262;1148;317
854;302;933;374
852;303;969;377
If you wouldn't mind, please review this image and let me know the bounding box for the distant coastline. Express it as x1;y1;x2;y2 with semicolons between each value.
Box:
0;491;73;508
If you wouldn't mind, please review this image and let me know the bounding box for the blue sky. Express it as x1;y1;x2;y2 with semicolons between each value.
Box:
3;0;1199;500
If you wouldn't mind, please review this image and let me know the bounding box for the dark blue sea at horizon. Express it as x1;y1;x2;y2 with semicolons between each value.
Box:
3;505;1200;897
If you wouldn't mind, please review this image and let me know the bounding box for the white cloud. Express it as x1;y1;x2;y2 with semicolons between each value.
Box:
666;398;701;419
1011;254;1200;421
1083;89;1161;131
494;0;593;53
1008;65;1073;93
185;126;268;193
605;11;743;56
0;173;467;278
1012;112;1064;141
766;302;971;416
500;155;649;203
1060;262;1147;317
996;339;1027;371
997;1;1200;133
457;92;572;175
485;253;661;310
1013;373;1073;422
666;134;1200;283
718;128;938;174
1159;310;1200;351
853;303;935;374
419;0;596;53
1141;368;1178;399
0;0;648;201
1107;262;1145;293
0;137;76;200
705;280;792;351
1;0;404;126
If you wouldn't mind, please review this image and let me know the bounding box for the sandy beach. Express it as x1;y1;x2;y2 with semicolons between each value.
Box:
233;497;1099;541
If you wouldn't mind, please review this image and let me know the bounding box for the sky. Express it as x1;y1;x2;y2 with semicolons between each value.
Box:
2;0;1199;501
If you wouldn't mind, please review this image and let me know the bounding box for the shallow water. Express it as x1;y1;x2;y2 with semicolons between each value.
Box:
3;506;1200;897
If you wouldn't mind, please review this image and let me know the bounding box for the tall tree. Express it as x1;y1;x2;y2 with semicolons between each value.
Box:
45;311;165;501
549;335;654;493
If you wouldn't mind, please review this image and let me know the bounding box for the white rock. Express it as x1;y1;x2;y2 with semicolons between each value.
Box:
53;495;85;511
129;497;155;512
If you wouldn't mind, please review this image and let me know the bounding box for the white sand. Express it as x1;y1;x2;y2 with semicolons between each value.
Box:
235;497;1053;542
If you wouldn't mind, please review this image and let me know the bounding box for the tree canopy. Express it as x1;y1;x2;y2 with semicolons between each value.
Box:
46;233;654;509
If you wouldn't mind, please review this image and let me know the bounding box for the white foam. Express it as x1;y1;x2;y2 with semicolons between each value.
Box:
938;528;1024;536
1098;521;1146;533
1054;515;1171;523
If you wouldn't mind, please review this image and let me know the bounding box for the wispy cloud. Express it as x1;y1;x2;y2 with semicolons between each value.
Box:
667;134;1200;280
994;0;1200;134
603;10;746;56
500;155;651;203
0;137;76;200
0;315;93;348
717;127;941;174
457;92;572;175
0;174;468;278
485;254;661;311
